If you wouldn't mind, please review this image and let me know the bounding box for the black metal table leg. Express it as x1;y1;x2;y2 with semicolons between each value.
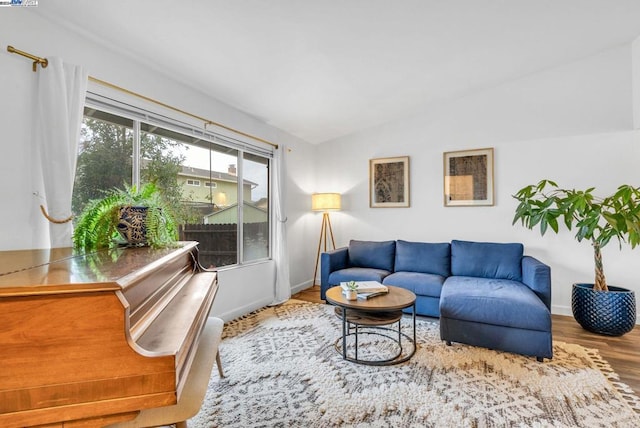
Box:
341;306;347;360
355;324;358;360
412;303;416;346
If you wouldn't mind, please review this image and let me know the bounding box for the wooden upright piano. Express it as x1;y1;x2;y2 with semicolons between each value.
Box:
0;241;218;427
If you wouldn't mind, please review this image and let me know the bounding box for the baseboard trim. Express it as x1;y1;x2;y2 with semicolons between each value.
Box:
215;297;273;323
552;304;572;317
291;279;315;295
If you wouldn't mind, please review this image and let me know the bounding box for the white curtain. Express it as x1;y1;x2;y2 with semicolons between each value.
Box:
271;145;291;305
35;57;88;248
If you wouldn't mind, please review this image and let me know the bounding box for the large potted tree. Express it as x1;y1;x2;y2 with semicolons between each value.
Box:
512;180;640;336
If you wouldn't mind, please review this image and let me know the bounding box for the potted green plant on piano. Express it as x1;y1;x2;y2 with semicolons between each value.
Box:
73;182;178;251
512;180;639;336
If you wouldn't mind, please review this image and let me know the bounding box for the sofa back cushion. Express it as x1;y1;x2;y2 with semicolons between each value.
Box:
394;240;451;277
451;240;523;281
348;240;396;272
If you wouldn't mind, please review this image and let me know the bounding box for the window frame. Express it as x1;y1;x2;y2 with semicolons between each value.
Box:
81;94;273;268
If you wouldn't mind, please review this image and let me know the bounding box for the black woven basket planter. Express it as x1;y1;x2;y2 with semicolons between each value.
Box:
572;283;637;336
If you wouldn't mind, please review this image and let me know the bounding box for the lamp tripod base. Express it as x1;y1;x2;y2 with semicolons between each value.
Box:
313;212;335;286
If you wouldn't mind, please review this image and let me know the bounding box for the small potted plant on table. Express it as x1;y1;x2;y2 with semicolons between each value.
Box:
344;281;358;301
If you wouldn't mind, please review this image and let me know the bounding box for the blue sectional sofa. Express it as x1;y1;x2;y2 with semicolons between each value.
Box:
320;239;553;361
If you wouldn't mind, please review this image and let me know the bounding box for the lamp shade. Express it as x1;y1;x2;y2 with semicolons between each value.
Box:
311;193;341;211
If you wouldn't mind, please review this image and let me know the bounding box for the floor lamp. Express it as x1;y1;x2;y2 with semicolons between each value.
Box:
312;193;341;286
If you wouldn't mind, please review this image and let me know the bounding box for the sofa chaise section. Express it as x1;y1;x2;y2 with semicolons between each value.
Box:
439;240;553;360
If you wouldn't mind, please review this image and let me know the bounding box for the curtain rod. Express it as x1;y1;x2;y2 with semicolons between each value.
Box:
6;45;279;150
7;45;48;72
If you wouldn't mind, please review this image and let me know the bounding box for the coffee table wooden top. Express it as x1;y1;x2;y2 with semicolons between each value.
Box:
325;285;416;311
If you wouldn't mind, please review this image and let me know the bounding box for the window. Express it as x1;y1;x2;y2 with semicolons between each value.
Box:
242;152;269;262
73;110;133;214
73;104;272;268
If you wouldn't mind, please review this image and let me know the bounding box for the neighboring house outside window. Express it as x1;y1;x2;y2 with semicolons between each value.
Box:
177;165;255;209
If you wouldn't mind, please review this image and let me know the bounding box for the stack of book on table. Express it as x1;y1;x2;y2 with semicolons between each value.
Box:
340;281;389;300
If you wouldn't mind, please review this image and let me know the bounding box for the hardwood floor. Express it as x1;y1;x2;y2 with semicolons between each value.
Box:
292;285;640;395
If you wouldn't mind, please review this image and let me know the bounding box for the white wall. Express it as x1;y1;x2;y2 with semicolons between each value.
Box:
634;36;640;129
316;44;640;320
0;10;317;320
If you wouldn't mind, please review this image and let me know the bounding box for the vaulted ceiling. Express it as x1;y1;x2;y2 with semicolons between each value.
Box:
38;0;640;144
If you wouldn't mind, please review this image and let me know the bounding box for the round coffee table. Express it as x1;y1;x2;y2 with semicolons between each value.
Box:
325;285;417;365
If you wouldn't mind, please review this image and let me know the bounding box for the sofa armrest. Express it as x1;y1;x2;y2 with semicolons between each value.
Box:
521;256;551;310
320;247;349;299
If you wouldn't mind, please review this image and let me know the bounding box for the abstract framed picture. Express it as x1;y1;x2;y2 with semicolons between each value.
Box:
369;156;410;208
443;148;494;206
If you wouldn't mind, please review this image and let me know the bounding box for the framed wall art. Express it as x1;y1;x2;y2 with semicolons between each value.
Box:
369;156;410;208
443;148;494;206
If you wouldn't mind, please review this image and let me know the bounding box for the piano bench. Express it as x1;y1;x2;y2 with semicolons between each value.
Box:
106;317;224;428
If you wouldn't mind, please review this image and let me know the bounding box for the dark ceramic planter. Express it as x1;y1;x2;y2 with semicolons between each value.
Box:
117;206;148;246
571;283;636;336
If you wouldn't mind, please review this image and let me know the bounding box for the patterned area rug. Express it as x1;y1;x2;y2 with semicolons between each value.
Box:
190;300;640;427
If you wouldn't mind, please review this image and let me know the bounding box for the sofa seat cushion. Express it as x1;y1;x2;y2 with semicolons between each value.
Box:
394;240;451;277
349;240;396;272
383;271;446;298
328;267;391;285
440;276;551;331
